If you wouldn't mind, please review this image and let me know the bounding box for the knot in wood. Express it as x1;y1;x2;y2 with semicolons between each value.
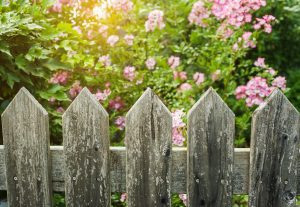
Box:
283;191;295;202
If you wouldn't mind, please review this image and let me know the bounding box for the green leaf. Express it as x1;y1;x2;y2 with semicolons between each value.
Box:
0;41;12;57
43;58;71;71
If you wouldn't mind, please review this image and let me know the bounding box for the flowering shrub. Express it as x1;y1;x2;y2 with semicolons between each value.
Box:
1;0;300;206
0;0;288;147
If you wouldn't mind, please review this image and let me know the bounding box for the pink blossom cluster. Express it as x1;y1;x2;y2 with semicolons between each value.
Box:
173;71;187;81
123;66;136;81
217;23;234;39
145;57;156;70
115;116;126;130
179;194;187;206
188;1;210;27
107;35;119;46
254;57;276;75
172;109;186;146
98;25;109;37
49;1;62;13
69;81;82;99
94;88;111;101
179;83;192;92
124;34;134;46
111;0;134;13
211;0;267;27
168;56;180;69
145;10;165;32
235;75;286;107
233;31;256;51
272;76;286;90
49;71;69;85
98;55;111;67
193;72;205;85
109;96;125;111
254;15;276;33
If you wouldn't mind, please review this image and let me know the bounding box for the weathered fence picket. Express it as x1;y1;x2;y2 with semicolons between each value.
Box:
0;87;299;207
187;88;235;207
125;88;172;207
1;88;52;207
63;88;110;206
249;89;300;207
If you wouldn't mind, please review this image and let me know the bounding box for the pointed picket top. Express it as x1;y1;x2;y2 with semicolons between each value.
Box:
63;87;110;206
188;87;234;120
126;88;172;207
126;87;172;119
253;88;299;118
249;88;300;206
187;87;235;206
63;87;108;119
1;87;52;206
2;87;47;118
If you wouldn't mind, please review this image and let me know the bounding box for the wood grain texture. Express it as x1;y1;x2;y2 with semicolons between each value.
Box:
125;88;172;207
187;88;235;207
1;88;52;207
63;88;110;207
249;89;300;207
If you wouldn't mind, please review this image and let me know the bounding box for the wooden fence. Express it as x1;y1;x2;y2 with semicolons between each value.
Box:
0;87;299;207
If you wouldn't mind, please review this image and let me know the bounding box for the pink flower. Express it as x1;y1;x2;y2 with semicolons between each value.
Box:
115;116;126;130
145;57;156;70
235;76;272;107
235;85;247;99
87;30;95;40
49;71;69;85
211;70;221;81
211;0;267;28
254;57;266;68
253;15;276;33
193;72;205;85
50;1;62;13
124;34;134;46
168;56;180;69
69;81;82;99
99;25;108;37
174;71;187;81
172;109;186;128
59;0;70;4
267;68;276;75
172;109;186;146
123;66;136;81
272;76;286;90
107;35;119;46
111;0;134;13
109;96;125;111
172;128;185;146
179;83;192;92
188;1;210;27
56;107;65;113
145;10;165;32
179;194;187;206
98;55;111;67
95;89;111;101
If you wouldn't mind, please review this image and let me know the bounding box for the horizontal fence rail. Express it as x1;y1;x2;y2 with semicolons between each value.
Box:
1;87;299;207
0;146;299;194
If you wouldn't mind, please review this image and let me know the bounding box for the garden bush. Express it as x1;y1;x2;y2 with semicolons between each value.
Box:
1;0;300;206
